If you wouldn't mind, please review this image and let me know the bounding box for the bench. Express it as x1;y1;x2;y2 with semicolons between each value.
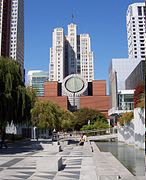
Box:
40;142;61;152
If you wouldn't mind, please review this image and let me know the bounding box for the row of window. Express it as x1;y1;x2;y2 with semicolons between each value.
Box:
134;55;145;58
137;6;146;16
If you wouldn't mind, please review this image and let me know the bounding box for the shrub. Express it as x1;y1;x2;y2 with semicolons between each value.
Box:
118;112;134;126
81;120;109;131
134;84;145;108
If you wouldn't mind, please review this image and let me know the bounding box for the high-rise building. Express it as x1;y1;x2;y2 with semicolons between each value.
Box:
27;70;49;96
0;0;24;76
126;2;146;60
109;58;141;110
49;23;94;83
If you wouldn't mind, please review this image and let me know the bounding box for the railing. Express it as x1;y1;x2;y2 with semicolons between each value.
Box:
108;102;134;116
58;127;117;140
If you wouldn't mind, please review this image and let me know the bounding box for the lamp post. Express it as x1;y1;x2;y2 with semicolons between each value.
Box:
33;126;37;140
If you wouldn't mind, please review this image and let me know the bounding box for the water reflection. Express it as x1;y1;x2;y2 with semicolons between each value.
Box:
96;141;145;176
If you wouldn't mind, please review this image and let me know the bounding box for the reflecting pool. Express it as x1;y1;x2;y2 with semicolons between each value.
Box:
96;141;145;176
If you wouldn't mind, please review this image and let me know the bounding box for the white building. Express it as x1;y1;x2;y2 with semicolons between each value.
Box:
49;28;65;82
0;0;24;77
126;2;145;60
108;58;141;116
49;23;94;83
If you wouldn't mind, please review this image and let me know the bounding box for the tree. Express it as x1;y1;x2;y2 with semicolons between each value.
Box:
31;100;62;131
81;121;109;131
0;57;33;129
117;112;134;126
61;110;75;131
72;108;107;130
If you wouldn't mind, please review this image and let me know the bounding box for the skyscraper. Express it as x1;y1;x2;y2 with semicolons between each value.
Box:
27;70;49;96
49;23;94;83
0;0;24;76
126;2;146;60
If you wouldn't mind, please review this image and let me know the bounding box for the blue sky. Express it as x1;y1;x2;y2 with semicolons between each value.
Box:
24;0;144;91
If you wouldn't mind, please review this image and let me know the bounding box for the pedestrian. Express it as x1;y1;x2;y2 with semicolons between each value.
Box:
0;129;8;149
79;134;84;146
83;134;88;142
79;136;84;146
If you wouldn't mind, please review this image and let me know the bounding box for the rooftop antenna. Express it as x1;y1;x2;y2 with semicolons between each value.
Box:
71;14;74;23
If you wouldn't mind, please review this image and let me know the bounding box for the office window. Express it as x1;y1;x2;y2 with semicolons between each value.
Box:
138;7;142;16
141;48;145;50
144;6;146;16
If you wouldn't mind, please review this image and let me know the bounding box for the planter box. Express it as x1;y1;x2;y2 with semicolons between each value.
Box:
37;156;62;172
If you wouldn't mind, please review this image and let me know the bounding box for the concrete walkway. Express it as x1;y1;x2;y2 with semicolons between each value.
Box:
0;139;145;180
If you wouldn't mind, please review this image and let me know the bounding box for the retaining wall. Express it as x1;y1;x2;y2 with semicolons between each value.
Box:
118;108;145;149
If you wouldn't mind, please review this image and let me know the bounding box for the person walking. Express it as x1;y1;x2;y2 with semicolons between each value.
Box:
0;129;8;149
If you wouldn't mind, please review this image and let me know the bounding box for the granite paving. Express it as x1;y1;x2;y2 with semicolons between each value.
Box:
0;139;145;180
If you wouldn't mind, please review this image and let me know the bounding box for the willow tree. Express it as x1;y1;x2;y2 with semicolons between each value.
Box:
0;57;33;129
31;100;62;131
61;110;75;131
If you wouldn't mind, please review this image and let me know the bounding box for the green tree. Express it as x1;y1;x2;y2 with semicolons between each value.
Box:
61;110;75;131
81;121;109;131
0;57;33;129
31;100;62;131
72;108;107;130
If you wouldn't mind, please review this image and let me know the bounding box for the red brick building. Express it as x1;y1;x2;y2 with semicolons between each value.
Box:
38;79;109;118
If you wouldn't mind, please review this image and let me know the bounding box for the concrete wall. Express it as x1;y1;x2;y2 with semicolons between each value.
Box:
118;108;145;149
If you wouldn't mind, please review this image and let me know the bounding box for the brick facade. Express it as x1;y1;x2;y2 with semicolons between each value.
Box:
38;96;68;110
80;96;109;118
39;80;109;118
92;80;106;96
44;81;58;96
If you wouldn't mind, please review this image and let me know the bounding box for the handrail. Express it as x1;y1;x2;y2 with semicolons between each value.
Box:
58;127;117;139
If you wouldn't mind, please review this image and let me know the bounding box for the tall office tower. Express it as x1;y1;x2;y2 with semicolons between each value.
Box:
80;34;94;82
49;23;94;82
27;70;49;96
49;28;65;82
126;3;146;60
0;0;24;76
66;23;77;75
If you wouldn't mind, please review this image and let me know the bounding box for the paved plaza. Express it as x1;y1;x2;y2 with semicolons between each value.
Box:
0;139;145;180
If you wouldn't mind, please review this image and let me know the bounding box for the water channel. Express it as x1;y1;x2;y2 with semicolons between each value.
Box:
96;141;145;176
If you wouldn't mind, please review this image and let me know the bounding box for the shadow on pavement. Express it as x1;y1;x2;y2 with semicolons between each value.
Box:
0;139;43;154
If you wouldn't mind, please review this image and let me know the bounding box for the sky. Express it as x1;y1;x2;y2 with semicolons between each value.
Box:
24;0;144;92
